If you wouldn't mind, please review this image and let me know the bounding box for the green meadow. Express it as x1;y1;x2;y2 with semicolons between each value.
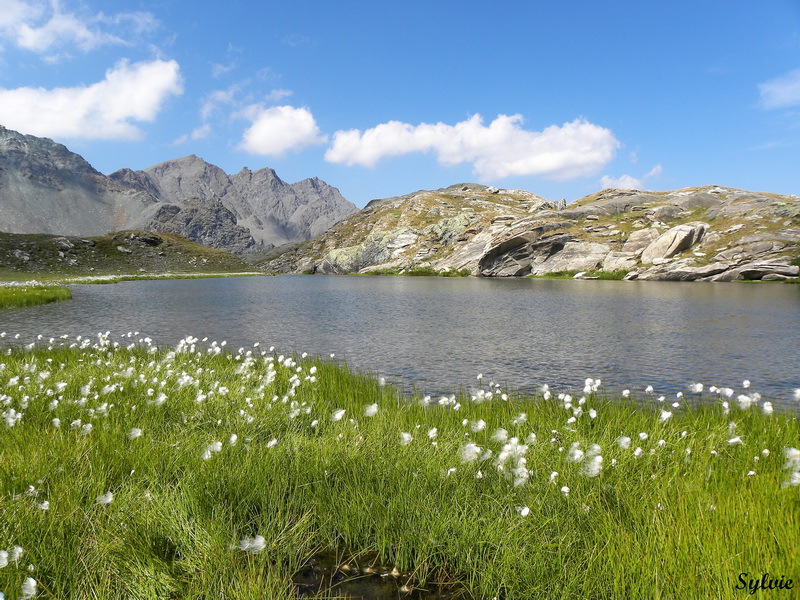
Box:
0;334;798;599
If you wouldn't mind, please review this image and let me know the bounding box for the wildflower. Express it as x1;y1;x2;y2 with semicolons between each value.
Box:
461;443;482;462
491;428;508;443
645;385;654;394
728;436;743;446
633;447;643;458
561;486;570;497
470;419;486;433
659;410;673;422
446;467;457;476
795;389;800;401
622;389;630;398
743;379;751;389
567;443;585;463
239;535;266;554
37;501;50;511
639;432;648;441
0;550;8;568
96;491;114;505
202;441;223;460
689;383;703;394
526;432;537;444
737;394;753;410
331;409;346;421
51;418;60;428
400;432;413;445
762;402;774;416
784;448;800;471
589;409;597;419
517;506;530;517
266;438;278;448
229;434;238;446
20;577;37;600
550;471;559;483
583;455;603;478
617;436;631;449
747;470;756;477
80;423;93;436
10;546;23;563
427;427;438;439
762;449;770;457
364;403;378;417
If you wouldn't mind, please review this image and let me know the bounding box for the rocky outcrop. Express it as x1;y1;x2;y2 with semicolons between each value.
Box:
259;183;800;283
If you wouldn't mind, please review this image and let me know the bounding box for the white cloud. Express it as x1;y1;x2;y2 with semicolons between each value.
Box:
599;163;662;190
0;0;157;56
238;105;327;156
599;174;642;190
265;88;293;103
325;114;619;181
759;68;800;109
0;58;183;140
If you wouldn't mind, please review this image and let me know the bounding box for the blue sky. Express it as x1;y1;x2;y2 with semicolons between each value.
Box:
1;0;799;208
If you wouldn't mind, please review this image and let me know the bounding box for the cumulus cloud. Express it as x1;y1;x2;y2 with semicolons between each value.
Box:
0;0;157;56
324;114;619;181
599;164;663;190
759;68;800;109
0;58;183;140
238;105;327;156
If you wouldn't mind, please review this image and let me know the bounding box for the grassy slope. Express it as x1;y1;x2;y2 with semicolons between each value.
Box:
0;230;258;282
1;338;798;599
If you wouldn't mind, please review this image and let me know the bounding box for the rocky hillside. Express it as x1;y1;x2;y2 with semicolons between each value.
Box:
0;230;252;277
260;184;800;282
0;126;356;255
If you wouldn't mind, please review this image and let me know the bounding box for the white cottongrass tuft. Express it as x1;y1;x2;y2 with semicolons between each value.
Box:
202;441;223;460
364;403;378;417
491;428;508;443
566;442;585;463
96;491;114;505
461;442;482;463
427;427;438;439
728;436;743;446
229;433;238;446
517;506;530;517
762;402;774;416
20;576;38;600
331;409;346;422
742;379;751;389
794;389;800;402
633;447;643;458
0;550;8;568
659;410;673;422
10;546;23;563
238;535;267;554
399;432;413;445
689;383;703;394
617;436;631;449
583;454;603;478
645;385;654;394
560;485;570;497
470;419;486;433
127;428;143;440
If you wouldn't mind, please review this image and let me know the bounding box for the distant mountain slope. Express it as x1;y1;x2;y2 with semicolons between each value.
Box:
0;126;356;254
260;184;800;282
110;155;357;249
0;125;159;236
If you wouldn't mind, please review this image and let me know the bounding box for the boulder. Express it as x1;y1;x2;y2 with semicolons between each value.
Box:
532;241;611;275
636;259;731;281
622;227;660;252
640;222;709;264
602;251;638;272
710;261;799;282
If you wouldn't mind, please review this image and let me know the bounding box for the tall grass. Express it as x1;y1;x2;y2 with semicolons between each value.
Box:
0;286;71;309
0;334;798;599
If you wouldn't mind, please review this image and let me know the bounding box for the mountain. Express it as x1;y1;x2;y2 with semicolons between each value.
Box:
110;155;357;250
0;126;356;255
259;183;800;282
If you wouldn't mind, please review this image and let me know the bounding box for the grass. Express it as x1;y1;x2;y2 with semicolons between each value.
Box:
0;336;798;599
357;265;471;277
0;285;72;309
529;269;629;280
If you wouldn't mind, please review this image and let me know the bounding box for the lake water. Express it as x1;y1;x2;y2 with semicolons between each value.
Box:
2;275;799;404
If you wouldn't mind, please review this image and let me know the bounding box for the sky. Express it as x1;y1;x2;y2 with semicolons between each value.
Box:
1;1;799;208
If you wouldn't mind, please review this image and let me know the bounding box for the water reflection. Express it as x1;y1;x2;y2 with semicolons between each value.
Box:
2;276;798;403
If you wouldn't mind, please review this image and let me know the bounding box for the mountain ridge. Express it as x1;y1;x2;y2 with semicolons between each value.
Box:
0;126;357;254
